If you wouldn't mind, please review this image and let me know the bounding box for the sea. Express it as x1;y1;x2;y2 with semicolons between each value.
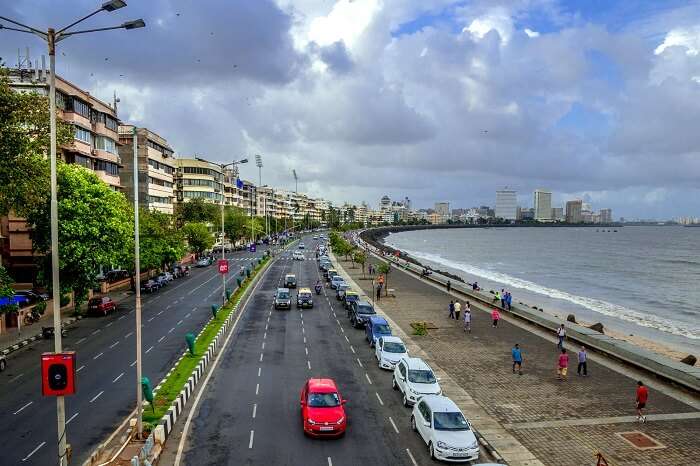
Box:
384;226;700;355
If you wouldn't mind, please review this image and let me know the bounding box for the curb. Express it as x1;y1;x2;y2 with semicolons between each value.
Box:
1;315;83;356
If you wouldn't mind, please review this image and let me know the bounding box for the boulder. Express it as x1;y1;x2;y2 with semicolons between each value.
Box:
566;314;577;324
589;322;605;333
680;354;697;366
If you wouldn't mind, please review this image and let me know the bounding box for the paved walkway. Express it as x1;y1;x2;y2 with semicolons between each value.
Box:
336;254;700;466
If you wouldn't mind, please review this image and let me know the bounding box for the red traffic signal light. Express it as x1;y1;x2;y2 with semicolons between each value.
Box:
41;352;76;396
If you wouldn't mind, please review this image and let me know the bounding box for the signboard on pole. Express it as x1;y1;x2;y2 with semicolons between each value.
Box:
218;259;229;275
249;243;257;252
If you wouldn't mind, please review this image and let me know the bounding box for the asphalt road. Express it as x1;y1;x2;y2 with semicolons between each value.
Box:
0;245;269;465
178;235;437;466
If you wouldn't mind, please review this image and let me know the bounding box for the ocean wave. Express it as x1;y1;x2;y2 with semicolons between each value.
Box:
398;248;700;341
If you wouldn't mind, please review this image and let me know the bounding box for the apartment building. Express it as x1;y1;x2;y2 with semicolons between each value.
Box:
118;125;176;214
533;189;553;221
174;157;224;204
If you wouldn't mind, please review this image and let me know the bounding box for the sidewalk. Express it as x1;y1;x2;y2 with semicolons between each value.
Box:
335;254;700;466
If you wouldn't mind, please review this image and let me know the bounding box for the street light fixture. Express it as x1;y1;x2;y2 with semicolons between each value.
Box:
220;158;248;306
1;3;145;463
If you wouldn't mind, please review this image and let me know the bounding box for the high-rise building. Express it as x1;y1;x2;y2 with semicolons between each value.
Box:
174;157;224;205
600;208;612;223
551;207;564;221
533;189;552;221
495;188;517;220
565;200;582;223
434;202;450;216
379;195;391;212
118;125;176;214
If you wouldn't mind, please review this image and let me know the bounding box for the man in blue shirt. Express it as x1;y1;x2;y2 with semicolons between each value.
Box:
512;343;523;375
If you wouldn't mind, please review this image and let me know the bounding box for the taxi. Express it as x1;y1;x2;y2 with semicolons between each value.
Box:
297;288;314;309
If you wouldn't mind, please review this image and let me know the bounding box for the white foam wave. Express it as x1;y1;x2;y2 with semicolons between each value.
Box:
399;248;700;340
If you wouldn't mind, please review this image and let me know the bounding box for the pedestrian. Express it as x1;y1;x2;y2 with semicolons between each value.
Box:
463;303;472;333
506;292;512;310
446;280;452;292
556;324;566;349
636;381;649;422
577;346;588;376
449;300;455;319
472;281;479;291
500;289;506;308
511;343;523;375
557;348;569;381
454;300;461;321
491;308;500;327
376;284;381;301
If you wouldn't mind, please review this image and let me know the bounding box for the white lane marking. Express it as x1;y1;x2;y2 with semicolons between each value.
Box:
340;327;345;333
303;337;306;344
130;360;137;367
357;358;363;368
129;310;134;314
259;353;263;362
168;327;175;334
92;329;100;335
256;383;260;395
66;412;79;425
118;315;125;320
105;322;113;328
265;324;268;331
113;372;124;383
305;347;308;355
375;392;384;406
365;373;372;385
148;317;155;322
350;345;356;354
187;273;218;295
14;401;33;415
336;319;340;325
328;457;333;466
93;352;104;360
406;448;418;466
185;313;191;318
124;331;133;339
302;327;305;334
89;391;104;403
158;336;165;343
146;345;154;354
109;341;119;349
389;416;399;433
177;319;183;325
252;404;257;419
166;305;171;310
307;360;311;370
8;373;24;383
157;310;164;316
258;367;261;377
76;337;86;345
21;441;45;462
262;342;265;350
263;332;266;339
248;430;255;449
344;335;349;342
76;365;85;373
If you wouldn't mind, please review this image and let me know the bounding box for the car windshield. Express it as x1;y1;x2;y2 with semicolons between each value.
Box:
307;392;340;407
277;292;290;299
357;304;375;314
89;298;101;305
299;293;311;299
383;342;406;353
346;295;358;302
286;277;296;283
408;369;436;384
433;412;470;431
374;324;391;334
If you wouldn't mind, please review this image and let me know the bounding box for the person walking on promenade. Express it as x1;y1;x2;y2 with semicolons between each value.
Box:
449;300;455;319
512;343;523;375
557;348;569;381
446;280;452;293
463;304;472;333
491;308;500;327
556;324;566;349
472;281;479;291
506;292;512;310
636;381;649;422
500;289;506;308
577;346;588;376
493;290;500;304
454;300;461;321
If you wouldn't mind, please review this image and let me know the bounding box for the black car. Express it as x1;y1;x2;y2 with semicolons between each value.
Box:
343;291;359;311
284;274;297;288
142;279;159;293
296;289;314;309
274;288;291;310
349;300;376;328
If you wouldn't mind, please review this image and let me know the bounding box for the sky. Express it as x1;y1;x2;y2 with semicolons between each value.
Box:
1;0;699;219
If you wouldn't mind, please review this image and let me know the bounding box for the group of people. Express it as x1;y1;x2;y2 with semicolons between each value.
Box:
494;288;513;310
447;299;473;333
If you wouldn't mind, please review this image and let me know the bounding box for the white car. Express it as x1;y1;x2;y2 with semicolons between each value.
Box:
392;357;442;407
375;336;408;370
293;251;304;261
411;395;479;463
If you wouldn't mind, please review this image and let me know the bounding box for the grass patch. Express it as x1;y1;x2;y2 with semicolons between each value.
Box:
142;255;271;424
411;322;428;336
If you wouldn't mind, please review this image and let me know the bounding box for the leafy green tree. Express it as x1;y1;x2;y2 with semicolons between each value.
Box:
353;251;367;277
376;261;391;296
0;265;17;315
182;222;214;256
138;209;186;270
175;197;218;224
224;206;249;244
0;67;72;216
28;164;134;309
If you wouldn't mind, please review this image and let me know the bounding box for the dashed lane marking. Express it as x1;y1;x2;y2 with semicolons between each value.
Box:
249;430;255;449
21;441;45;462
344;335;349;342
252;404;257;419
109;341;119;349
92;329;100;335
125;332;133;339
185;313;191;318
350;345;356;354
256;384;260;395
406;448;418;466
146;345;154;354
113;372;124;383
177;319;183;325
376;392;384;406
259;353;264;362
158;336;165;343
365;373;372;385
76;365;85;373
8;373;24;383
148;317;155;322
66;412;79;425
307;360;311;370
258;367;261;377
262;342;265;350
93;352;104;360
303;337;306;344
105;322;113;328
328;458;333;466
89;391;104;403
76;337;87;345
13;401;33;415
118;315;125;320
130;360;137;367
305;347;309;355
157;310;164;316
168;327;175;334
389;417;399;434
263;332;267;339
357;358;363;368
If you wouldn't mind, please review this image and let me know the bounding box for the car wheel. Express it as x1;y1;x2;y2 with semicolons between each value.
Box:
429;442;436;460
411;415;417;432
403;393;409;407
392;377;398;390
0;359;6;371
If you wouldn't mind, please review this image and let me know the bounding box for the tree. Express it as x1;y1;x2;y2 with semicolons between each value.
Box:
182;223;214;256
28;164;134;310
175;197;218;224
0;265;17;315
224;206;249;244
138;209;186;270
376;261;391;296
353;251;366;276
0;67;72;217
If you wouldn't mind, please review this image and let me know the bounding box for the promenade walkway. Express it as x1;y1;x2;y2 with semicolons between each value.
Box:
335;253;700;466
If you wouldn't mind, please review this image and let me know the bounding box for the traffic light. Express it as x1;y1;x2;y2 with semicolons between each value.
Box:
41;352;76;396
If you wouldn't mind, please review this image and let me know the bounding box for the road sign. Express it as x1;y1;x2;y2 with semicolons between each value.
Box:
249;243;257;252
218;259;229;274
41;352;76;396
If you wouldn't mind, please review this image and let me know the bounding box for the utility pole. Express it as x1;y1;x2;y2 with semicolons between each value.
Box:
132;126;143;439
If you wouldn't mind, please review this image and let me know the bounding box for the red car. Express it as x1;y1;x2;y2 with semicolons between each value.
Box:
300;378;347;437
88;296;116;316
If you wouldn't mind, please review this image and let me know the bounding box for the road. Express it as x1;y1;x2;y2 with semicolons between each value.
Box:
0;246;268;465
177;235;440;466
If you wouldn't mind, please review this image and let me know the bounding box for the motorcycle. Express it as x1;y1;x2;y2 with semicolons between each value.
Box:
315;284;323;295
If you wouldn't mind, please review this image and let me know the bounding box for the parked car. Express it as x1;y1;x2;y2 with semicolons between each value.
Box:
196;258;211;267
335;283;350;300
411;395;479;462
326;269;338;282
343;291;359;310
313;236;318;240
13;290;45;308
284;274;297;288
300;378;347;438
365;316;392;347
319;260;332;271
274;288;291;310
375;336;408;370
349;300;376;328
393;357;442;407
330;275;345;290
142;279;159;293
88;296;117;316
297;288;314;309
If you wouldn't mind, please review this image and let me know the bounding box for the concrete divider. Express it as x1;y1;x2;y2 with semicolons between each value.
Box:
358;237;700;394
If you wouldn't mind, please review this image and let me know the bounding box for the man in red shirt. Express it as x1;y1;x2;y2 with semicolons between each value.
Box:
636;380;649;422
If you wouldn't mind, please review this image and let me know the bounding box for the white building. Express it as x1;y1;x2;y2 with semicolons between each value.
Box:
533;189;552;221
495;188;517;220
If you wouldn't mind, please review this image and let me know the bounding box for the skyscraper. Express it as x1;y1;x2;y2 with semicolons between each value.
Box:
600;208;612;223
565;200;583;223
533;189;552;221
495;188;517;220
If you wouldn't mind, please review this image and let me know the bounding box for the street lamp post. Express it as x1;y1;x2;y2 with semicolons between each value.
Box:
1;3;144;463
220;158;248;305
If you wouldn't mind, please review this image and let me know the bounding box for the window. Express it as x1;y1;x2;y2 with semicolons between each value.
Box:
105;115;118;131
94;136;117;154
149;177;173;188
182;178;221;189
148;159;174;175
148;195;172;204
183;191;223;202
95;159;119;176
74;126;92;144
68;153;92;168
56;91;68;110
146;139;173;157
182;166;222;180
72;98;90;118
